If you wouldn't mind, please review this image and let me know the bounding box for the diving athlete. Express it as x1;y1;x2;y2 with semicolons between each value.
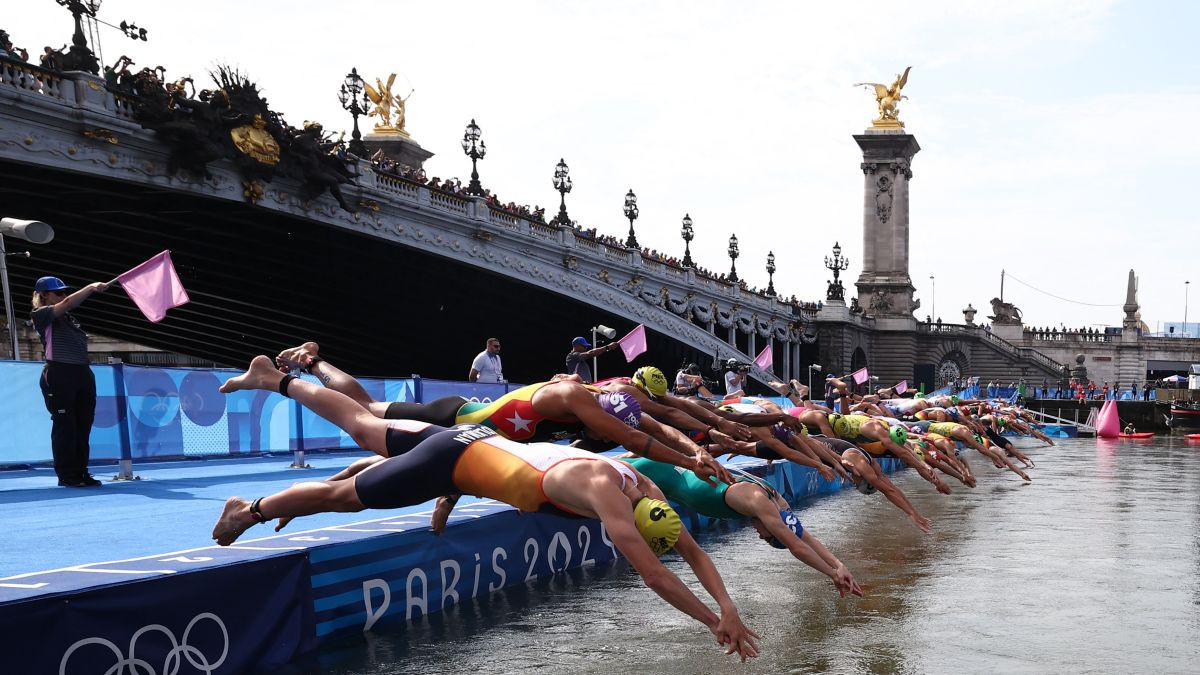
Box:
211;358;760;660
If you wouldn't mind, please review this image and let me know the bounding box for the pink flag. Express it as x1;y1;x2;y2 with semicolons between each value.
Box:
617;324;647;362
851;367;869;385
895;380;908;395
116;250;190;323
753;344;773;371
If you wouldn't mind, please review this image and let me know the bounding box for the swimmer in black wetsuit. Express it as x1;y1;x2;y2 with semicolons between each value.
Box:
211;357;761;661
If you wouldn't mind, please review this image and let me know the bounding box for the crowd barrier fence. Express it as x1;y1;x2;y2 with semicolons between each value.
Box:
0;360;526;468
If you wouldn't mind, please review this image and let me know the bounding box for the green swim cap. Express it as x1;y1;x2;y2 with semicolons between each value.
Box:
949;395;960;405
914;392;925;399
889;425;908;445
633;498;681;555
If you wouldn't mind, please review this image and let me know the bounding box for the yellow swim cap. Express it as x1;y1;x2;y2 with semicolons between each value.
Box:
633;497;682;555
632;366;668;399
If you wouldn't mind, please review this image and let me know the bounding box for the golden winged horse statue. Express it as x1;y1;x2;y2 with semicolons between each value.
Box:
854;66;912;128
364;73;413;136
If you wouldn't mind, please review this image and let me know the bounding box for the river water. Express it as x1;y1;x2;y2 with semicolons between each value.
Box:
293;437;1200;674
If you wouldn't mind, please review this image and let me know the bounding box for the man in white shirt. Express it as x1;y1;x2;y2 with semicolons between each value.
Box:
468;338;504;383
724;359;746;397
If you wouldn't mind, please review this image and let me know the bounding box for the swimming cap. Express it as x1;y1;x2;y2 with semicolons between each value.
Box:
632;366;668;399
633;497;681;555
771;423;793;444
889;425;908;445
914;392;925;399
768;509;803;549
949;395;960;405
596;391;641;428
912;443;927;461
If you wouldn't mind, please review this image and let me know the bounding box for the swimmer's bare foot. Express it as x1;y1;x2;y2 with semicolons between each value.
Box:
213;496;257;546
276;342;321;373
789;379;808;398
220;356;283;394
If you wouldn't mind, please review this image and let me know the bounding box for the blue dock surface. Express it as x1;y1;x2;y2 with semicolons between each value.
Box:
0;448;898;673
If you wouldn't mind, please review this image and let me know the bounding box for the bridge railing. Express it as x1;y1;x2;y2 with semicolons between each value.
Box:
0;57;69;102
917;322;1063;372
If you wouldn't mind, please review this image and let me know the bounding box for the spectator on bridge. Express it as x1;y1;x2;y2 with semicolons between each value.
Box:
468;338;504;383
31;275;109;487
1102;382;1110;400
565;336;619;384
1087;381;1096;400
1143;381;1151;401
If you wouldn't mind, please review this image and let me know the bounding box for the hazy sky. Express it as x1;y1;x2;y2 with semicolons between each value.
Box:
8;1;1197;330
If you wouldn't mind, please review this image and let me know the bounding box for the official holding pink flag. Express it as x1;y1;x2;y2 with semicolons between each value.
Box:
30;275;109;487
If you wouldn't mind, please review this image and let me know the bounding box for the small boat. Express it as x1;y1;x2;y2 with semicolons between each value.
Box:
1186;433;1200;440
1167;401;1200;429
1118;432;1155;439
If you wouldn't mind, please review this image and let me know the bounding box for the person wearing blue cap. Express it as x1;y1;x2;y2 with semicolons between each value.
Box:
30;275;110;487
565;335;618;384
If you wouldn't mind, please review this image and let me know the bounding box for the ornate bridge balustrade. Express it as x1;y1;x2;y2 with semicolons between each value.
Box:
0;63;817;384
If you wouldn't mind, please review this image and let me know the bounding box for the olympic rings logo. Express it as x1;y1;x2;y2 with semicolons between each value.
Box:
59;612;228;675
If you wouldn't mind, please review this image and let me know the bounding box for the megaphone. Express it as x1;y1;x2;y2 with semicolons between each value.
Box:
594;325;617;340
0;218;54;245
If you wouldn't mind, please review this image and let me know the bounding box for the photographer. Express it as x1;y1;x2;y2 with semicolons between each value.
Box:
723;358;748;397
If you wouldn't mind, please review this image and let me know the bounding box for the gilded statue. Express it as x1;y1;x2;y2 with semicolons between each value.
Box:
364;73;414;136
854;66;912;128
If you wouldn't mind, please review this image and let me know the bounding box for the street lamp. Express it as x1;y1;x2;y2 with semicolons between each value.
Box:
54;0;102;74
338;67;371;157
0;218;56;360
727;233;740;282
680;214;694;267
623;189;639;248
808;363;822;400
766;251;776;296
824;241;850;301
929;274;936;323
550;158;573;227
1186;280;1191;335
460;119;486;196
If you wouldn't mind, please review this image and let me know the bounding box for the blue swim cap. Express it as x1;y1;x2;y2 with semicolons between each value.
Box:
597;391;641;428
768;509;803;549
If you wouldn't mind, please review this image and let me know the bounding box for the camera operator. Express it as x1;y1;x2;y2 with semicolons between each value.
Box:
723;358;748;397
674;362;714;398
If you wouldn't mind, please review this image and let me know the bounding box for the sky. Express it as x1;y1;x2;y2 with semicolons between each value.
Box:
7;1;1198;331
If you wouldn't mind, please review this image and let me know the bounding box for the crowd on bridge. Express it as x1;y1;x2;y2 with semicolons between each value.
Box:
208;340;1054;662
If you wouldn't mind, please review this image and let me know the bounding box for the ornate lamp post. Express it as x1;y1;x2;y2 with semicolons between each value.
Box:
623;189;639;248
930;274;936;322
766;251;777;296
55;0;102;74
824;241;850;301
460;119;486;196
680;214;695;267
727;233;740;282
338;67;371;157
550;159;573;227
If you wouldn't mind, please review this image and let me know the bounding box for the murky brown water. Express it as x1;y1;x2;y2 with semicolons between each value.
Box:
285;437;1200;674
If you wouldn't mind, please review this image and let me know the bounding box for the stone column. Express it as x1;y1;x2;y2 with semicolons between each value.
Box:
853;130;920;322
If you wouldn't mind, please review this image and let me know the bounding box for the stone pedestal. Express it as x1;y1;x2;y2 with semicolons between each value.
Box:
991;322;1024;343
853;129;921;319
363;133;433;170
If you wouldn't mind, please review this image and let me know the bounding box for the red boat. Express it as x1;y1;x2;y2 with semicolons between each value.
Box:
1118;432;1155;439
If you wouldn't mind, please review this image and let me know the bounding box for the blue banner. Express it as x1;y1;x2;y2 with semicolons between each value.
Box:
0;554;314;674
0;361;527;467
309;509;618;638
